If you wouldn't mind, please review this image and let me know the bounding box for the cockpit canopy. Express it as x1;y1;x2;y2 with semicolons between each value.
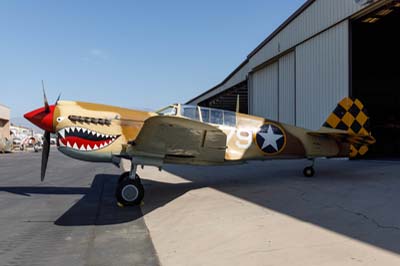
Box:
156;104;236;127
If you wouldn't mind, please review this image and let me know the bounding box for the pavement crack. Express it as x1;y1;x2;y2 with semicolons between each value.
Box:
288;186;400;232
335;205;400;231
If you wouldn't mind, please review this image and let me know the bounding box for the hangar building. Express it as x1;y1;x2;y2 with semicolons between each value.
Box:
187;0;400;158
0;104;10;139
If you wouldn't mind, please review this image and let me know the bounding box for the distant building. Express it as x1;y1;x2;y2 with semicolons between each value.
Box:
0;104;10;139
10;125;33;140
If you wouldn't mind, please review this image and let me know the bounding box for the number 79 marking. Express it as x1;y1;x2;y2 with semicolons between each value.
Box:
221;126;253;150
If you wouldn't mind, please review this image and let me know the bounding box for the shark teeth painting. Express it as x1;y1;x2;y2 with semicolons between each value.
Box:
57;127;120;151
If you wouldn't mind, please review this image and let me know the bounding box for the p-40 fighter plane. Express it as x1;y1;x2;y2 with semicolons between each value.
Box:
24;94;375;206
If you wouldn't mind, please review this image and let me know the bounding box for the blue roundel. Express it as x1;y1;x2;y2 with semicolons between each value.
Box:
255;123;286;154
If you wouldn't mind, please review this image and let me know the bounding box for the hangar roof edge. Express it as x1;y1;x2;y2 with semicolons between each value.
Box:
186;0;315;104
186;59;249;104
247;0;315;59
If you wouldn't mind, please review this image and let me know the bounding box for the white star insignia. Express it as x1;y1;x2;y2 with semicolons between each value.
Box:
258;125;284;151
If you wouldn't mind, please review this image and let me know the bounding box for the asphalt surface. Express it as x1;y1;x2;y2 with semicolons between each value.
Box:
0;149;160;266
2;149;400;265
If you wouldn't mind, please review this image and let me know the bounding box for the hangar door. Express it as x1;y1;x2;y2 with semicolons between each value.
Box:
278;52;295;125
351;3;400;158
250;52;296;124
296;20;349;130
250;62;278;120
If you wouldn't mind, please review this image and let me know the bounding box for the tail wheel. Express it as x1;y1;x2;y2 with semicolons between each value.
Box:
116;177;144;206
303;166;315;178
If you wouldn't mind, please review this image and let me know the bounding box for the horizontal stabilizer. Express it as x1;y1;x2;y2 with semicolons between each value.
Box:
307;127;376;146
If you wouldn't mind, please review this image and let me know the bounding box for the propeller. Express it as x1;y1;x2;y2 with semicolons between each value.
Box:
41;81;51;181
55;93;61;105
42;80;50;113
41;131;51;181
24;81;61;181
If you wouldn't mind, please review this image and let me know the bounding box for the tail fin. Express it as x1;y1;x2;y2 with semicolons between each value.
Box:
323;97;375;157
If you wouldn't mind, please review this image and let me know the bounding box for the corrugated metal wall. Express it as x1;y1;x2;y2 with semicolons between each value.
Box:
188;0;381;105
278;52;296;125
250;62;279;120
250;0;365;68
295;20;349;130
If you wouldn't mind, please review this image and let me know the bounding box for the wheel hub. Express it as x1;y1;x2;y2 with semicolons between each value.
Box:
121;184;139;202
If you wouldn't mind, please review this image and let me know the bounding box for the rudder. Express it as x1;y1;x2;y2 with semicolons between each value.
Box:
323;97;374;157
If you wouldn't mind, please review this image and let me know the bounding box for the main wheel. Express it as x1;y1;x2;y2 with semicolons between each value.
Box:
115;177;144;206
303;166;315;178
118;172;130;184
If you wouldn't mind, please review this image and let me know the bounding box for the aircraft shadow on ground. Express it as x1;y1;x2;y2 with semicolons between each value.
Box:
1;160;400;255
0;186;89;197
0;175;144;226
0;174;206;226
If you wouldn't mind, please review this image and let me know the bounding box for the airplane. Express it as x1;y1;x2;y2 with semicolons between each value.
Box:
24;93;375;206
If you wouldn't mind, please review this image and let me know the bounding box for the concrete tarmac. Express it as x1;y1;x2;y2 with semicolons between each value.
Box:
0;150;159;266
139;159;400;266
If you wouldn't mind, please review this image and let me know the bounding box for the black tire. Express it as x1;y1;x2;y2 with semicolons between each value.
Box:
303;166;315;178
118;172;130;184
115;177;144;206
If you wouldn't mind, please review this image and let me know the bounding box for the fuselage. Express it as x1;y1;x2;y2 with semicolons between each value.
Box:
25;101;350;165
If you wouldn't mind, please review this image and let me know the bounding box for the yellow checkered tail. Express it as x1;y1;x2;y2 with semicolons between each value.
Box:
323;97;376;158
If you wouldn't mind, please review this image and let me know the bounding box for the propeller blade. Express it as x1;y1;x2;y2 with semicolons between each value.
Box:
41;131;51;181
55;93;61;105
42;80;50;113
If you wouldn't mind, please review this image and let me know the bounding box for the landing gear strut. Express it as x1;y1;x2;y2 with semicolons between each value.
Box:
115;163;144;206
303;159;315;178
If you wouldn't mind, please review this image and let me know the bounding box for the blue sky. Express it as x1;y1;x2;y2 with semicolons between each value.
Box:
1;0;305;119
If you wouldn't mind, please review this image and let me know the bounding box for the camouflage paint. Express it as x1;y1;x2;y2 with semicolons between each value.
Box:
49;98;374;166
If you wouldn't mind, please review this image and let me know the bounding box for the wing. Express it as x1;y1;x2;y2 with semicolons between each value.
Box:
125;116;227;165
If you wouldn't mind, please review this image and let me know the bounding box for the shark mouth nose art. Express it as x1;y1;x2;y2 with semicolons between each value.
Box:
57;127;120;151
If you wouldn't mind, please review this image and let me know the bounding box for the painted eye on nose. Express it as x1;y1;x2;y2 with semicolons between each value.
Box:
56;116;65;123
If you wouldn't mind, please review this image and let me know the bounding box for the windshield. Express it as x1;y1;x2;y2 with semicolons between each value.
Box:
158;104;236;126
181;105;200;121
156;105;177;116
